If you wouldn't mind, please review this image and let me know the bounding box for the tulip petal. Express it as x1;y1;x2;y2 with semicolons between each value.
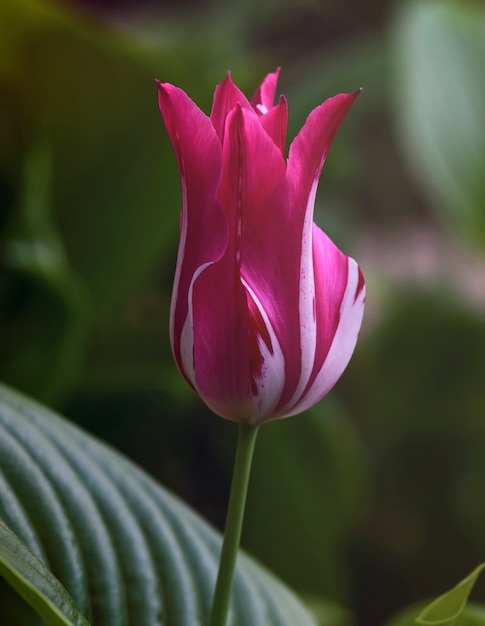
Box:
189;257;253;422
235;182;305;413
210;73;251;143
156;82;227;379
251;68;281;114
284;229;365;416
187;104;287;422
244;279;286;422
239;91;361;415
218;105;287;264
277;91;361;408
259;95;288;155
187;263;286;423
286;90;361;211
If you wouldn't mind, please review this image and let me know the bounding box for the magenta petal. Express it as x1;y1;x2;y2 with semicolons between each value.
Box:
241;92;361;415
287;91;360;203
217;105;287;260
284;225;365;416
210;105;289;420
278;91;360;408
189;259;286;424
250;68;280;113
259;95;288;155
189;257;253;422
244;280;286;422
236;183;304;413
210;73;251;143
156;81;227;377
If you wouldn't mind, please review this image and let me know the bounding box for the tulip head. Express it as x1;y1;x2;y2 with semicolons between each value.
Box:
156;69;365;425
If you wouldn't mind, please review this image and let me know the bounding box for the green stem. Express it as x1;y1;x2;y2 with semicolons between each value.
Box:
209;422;259;626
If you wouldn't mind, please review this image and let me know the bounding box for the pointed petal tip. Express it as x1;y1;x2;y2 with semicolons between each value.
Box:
155;79;170;91
348;87;362;102
344;88;362;102
155;80;176;102
251;69;282;110
218;71;235;88
154;79;165;95
333;88;362;107
156;81;178;114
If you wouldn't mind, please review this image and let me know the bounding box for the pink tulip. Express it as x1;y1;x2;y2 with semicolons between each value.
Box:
156;69;365;425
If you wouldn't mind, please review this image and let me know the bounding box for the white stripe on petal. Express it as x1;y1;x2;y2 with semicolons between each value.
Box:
242;280;286;424
256;104;269;115
179;261;214;389
169;162;188;353
283;257;365;417
281;178;319;414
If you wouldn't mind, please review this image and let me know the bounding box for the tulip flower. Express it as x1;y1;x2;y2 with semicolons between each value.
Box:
156;69;365;425
157;69;365;626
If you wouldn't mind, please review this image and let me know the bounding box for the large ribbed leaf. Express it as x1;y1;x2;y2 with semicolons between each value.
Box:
0;384;317;625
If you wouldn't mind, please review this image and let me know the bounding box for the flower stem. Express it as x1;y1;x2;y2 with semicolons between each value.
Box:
209;422;259;626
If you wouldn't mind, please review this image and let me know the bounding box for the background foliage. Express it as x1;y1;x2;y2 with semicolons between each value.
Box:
1;0;485;624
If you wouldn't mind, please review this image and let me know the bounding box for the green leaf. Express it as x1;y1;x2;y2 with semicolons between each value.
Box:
0;522;89;626
392;1;485;246
0;383;318;625
417;565;485;625
385;603;485;626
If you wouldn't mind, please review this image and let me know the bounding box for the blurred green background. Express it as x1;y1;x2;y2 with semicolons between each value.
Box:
1;0;485;624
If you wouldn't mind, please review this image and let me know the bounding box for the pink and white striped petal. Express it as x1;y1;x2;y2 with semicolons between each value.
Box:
286;91;361;204
243;279;286;423
217;105;287;263
189;257;253;422
285;241;365;417
156;82;227;377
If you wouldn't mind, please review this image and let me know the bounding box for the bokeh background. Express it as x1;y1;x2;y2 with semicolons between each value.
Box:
1;0;485;624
